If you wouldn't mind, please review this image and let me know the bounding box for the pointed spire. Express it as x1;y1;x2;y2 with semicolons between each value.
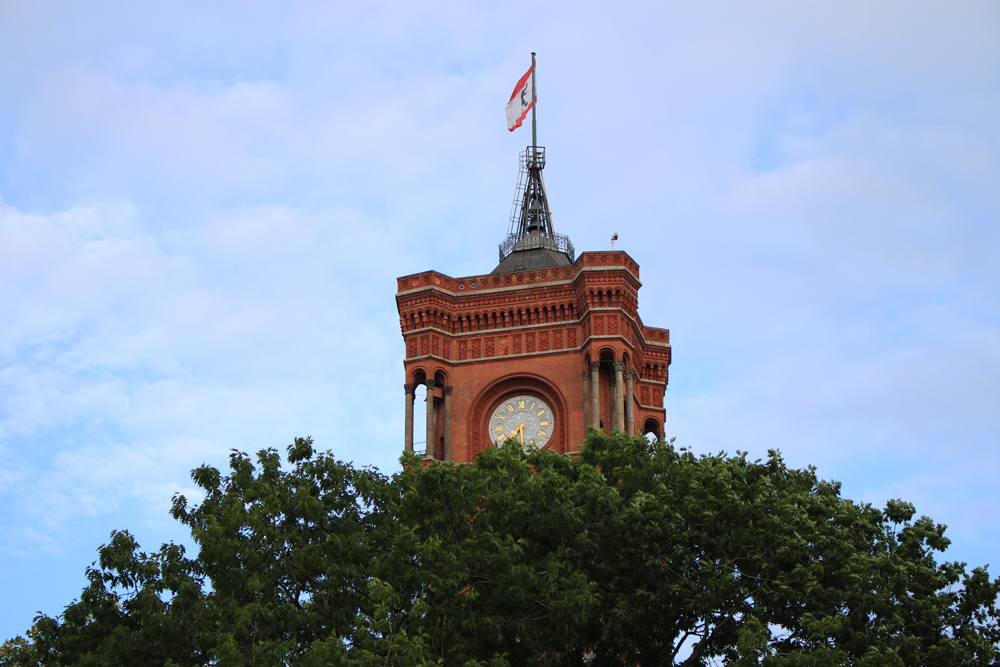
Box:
494;146;574;274
516;148;553;238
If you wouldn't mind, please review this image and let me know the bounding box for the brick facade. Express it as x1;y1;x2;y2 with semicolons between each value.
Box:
396;251;670;461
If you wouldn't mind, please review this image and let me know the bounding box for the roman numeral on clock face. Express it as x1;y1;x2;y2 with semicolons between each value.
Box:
487;395;554;451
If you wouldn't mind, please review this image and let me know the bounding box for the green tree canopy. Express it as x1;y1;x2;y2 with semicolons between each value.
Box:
4;431;999;666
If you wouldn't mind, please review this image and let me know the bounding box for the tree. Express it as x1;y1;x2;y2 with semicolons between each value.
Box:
4;431;999;666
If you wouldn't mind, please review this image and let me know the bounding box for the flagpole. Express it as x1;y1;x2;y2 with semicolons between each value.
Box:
531;52;537;157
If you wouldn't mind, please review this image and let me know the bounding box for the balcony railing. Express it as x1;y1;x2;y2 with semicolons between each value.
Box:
498;232;575;262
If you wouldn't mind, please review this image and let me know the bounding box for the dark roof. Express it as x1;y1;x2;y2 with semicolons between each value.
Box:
491;247;573;275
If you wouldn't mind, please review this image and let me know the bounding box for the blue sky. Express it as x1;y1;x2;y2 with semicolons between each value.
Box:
2;0;999;640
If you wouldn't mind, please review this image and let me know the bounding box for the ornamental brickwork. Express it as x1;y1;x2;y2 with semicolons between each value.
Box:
396;250;670;463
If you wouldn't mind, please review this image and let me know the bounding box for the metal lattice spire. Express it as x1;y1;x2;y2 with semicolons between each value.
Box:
498;146;574;262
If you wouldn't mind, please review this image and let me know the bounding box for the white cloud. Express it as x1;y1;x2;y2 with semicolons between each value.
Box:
0;198;411;546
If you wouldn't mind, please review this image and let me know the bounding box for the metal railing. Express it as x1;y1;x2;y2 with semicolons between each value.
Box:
498;231;575;262
521;146;545;170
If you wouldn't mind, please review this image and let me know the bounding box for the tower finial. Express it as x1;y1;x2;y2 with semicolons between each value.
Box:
495;54;573;273
495;146;574;271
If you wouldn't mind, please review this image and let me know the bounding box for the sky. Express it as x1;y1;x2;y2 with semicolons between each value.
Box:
1;0;999;640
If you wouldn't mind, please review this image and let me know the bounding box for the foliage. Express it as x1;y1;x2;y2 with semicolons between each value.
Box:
4;431;999;666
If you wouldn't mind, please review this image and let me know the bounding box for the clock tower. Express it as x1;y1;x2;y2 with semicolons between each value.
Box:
396;147;671;461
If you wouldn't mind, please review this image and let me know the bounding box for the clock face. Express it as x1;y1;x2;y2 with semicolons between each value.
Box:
488;395;554;450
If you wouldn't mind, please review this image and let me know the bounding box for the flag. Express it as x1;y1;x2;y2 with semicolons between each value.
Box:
505;65;534;131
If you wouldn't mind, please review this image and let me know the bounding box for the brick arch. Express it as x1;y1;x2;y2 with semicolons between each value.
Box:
597;345;618;361
469;374;569;456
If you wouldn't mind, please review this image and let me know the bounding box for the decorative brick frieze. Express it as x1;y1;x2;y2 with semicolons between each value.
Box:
396;252;639;299
643;326;670;345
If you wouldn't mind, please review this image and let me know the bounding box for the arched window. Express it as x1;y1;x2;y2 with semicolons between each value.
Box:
643;418;661;444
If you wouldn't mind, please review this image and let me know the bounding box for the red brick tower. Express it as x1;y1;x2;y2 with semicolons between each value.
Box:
396;148;670;461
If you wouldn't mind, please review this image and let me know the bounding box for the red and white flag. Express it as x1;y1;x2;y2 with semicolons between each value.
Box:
505;65;534;131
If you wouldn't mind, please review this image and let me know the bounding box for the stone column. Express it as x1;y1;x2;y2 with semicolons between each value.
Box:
590;361;601;430
625;370;635;436
403;383;416;453
581;370;591;436
609;374;618;430
613;361;624;432
424;379;436;459
443;386;453;462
